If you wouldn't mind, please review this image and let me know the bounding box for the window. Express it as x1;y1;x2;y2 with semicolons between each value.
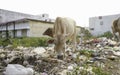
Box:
100;21;103;25
99;16;102;19
90;28;94;30
42;14;45;17
0;16;2;22
22;29;27;37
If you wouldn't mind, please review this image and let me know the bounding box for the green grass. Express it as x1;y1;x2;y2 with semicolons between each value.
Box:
0;37;50;48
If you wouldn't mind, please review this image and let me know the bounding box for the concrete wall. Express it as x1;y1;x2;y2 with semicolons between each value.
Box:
29;20;53;37
0;9;54;23
0;9;33;23
89;14;120;36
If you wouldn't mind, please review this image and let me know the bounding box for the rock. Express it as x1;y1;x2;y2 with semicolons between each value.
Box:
67;65;74;71
31;47;46;54
107;55;117;60
0;53;6;58
96;44;101;48
86;66;93;72
79;55;87;62
4;64;34;75
113;51;120;56
113;46;120;51
16;46;24;50
23;60;29;66
108;39;117;46
46;46;54;51
91;52;100;57
87;60;94;63
72;53;79;59
57;70;68;75
93;57;106;61
40;72;48;75
79;67;84;70
72;53;77;59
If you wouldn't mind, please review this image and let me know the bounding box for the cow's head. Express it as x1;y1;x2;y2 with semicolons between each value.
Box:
53;33;69;54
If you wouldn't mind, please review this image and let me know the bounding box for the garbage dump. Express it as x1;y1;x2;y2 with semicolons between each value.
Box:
0;37;120;75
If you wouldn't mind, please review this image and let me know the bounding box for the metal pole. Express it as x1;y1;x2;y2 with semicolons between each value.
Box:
6;23;8;39
13;22;15;38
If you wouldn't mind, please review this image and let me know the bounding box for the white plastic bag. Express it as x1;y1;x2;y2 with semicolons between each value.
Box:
4;64;34;75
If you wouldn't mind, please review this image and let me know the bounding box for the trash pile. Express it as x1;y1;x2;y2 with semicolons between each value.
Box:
0;37;120;75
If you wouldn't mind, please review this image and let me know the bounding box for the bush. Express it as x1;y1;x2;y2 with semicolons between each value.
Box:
0;37;50;47
98;31;113;38
78;27;93;40
0;38;12;47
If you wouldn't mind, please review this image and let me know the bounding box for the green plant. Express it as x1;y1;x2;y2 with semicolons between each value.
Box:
92;67;110;75
0;37;50;48
18;37;50;47
0;39;12;47
79;50;94;57
67;65;110;75
98;31;113;38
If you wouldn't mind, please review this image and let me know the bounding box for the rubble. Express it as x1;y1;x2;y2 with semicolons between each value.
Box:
0;37;120;75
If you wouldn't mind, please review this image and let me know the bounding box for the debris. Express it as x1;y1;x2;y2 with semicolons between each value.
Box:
0;37;120;75
31;47;46;54
4;64;34;75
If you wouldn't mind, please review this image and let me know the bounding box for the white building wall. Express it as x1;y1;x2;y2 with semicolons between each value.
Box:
89;14;120;36
0;9;54;23
0;9;32;23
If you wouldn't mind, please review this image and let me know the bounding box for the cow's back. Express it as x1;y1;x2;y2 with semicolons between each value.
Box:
117;18;120;31
53;17;76;39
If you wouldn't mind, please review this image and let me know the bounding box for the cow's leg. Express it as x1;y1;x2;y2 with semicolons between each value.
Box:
118;32;120;42
114;33;118;41
72;34;76;52
63;43;66;60
112;30;118;41
115;33;119;41
57;50;64;60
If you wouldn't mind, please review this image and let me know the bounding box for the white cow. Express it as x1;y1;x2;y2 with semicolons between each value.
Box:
53;17;76;59
111;18;120;41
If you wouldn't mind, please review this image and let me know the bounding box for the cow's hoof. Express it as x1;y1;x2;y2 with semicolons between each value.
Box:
57;55;63;60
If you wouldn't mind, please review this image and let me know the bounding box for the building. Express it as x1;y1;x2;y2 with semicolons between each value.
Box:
0;9;81;38
89;14;120;36
0;9;54;23
0;18;54;38
0;9;54;38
